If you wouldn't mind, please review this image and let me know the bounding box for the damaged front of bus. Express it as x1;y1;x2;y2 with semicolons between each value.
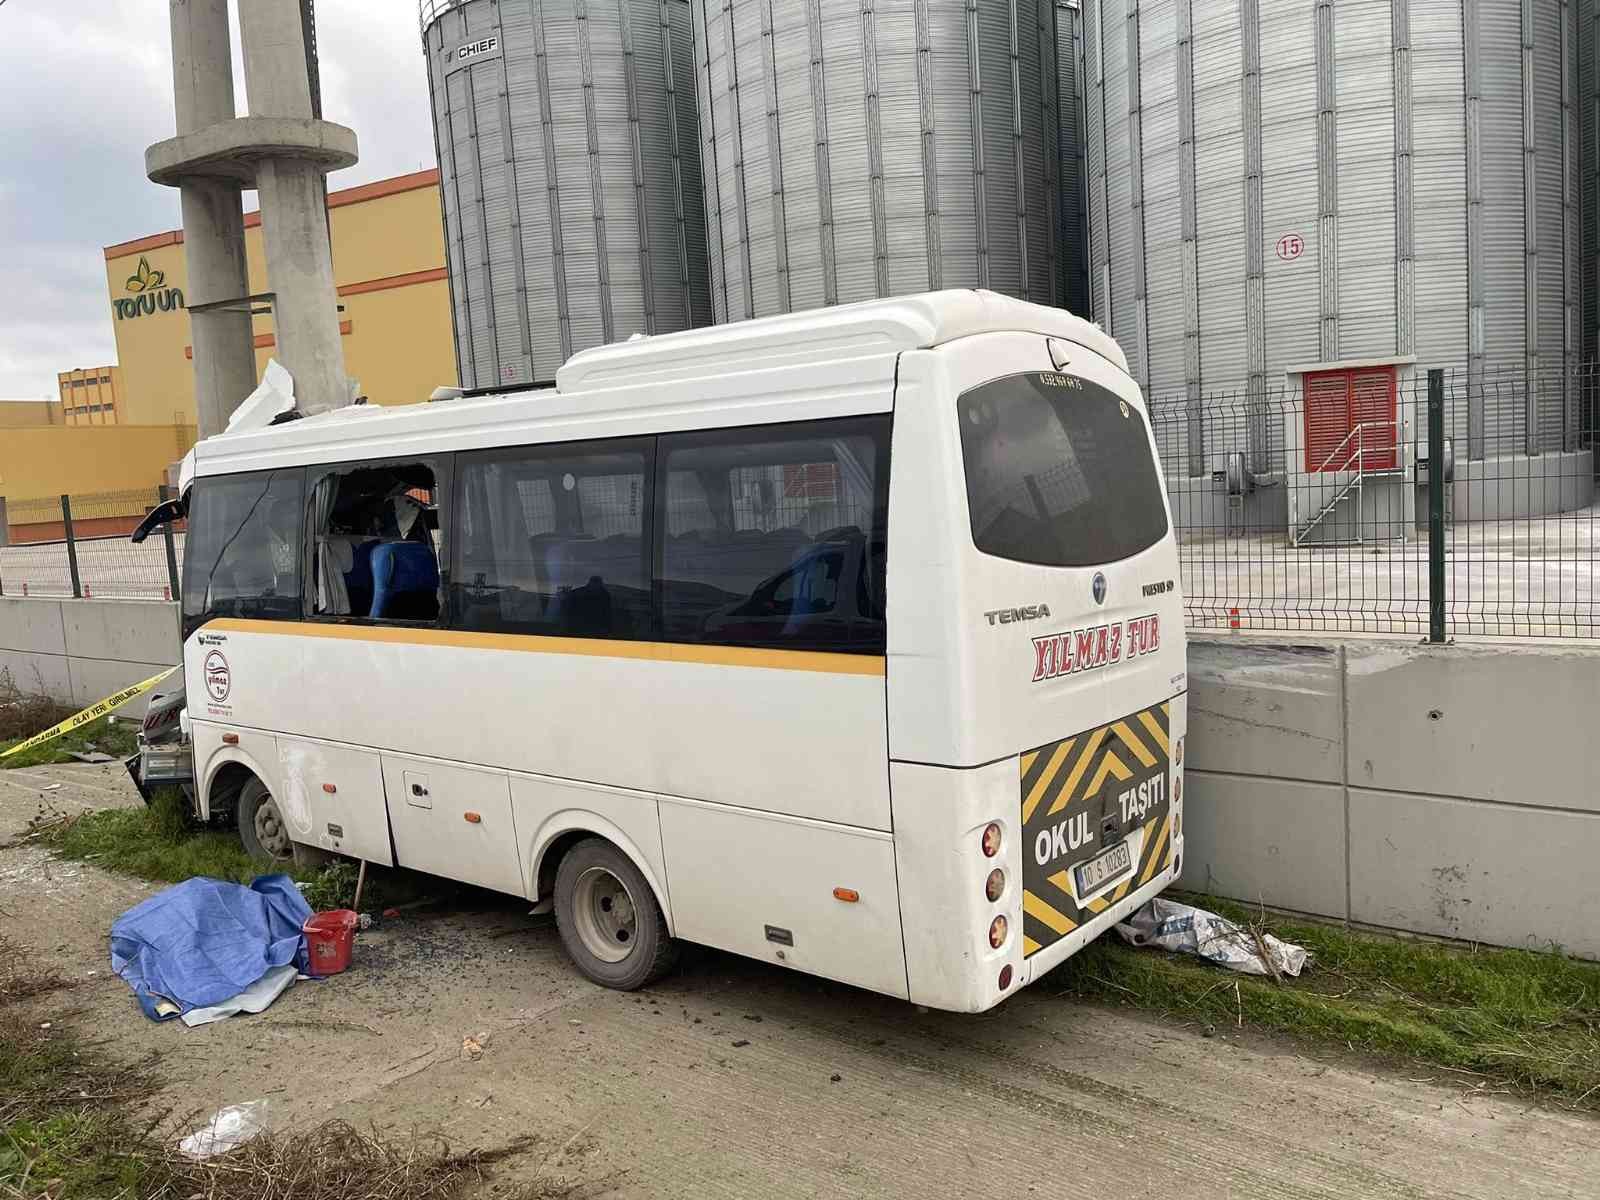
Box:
886;296;1186;1013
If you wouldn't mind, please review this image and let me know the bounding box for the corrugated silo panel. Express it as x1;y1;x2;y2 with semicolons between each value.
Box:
1191;0;1246;391
1256;0;1321;379
692;0;730;323
1334;0;1398;361
501;4;563;377
427;16;472;388
1020;0;1055;304
445;66;497;386
425;0;710;388
929;1;980;288
1582;0;1597;367
1101;0;1138;370
1138;0;1184;401
731;0;783;316
1084;0;1109;321
673;8;714;329
1477;0;1528;377
686;0;1058;316
820;1;877;304
1057;2;1090;315
1409;1;1467;375
976;3;1024;294
876;3;933;298
1532;0;1567;448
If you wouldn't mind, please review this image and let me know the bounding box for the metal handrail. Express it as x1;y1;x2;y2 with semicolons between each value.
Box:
418;0;461;32
1311;419;1399;475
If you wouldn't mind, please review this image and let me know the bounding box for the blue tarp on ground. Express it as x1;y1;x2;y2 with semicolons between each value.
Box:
110;874;311;1021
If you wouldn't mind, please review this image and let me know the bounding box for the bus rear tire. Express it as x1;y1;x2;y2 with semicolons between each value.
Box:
237;778;294;864
554;838;677;991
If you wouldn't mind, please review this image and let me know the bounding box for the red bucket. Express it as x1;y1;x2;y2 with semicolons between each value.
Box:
303;909;358;976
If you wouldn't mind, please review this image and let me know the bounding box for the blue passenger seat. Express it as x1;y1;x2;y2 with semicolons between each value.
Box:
370;542;440;620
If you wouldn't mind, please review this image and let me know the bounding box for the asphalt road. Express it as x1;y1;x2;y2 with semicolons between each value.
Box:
3;764;1594;1199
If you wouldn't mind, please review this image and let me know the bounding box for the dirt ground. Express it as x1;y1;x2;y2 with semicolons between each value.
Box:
3;765;1596;1199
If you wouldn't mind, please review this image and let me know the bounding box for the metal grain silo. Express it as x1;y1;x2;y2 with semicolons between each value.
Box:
1081;0;1587;484
690;0;1069;323
422;0;712;391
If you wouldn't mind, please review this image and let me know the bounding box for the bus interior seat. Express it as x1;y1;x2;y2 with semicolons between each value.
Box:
345;539;378;616
370;542;440;620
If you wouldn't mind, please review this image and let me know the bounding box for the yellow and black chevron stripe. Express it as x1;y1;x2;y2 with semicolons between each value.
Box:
1019;701;1174;959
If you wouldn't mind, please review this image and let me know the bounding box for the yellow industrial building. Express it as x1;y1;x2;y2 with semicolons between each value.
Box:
103;168;455;424
2;169;456;540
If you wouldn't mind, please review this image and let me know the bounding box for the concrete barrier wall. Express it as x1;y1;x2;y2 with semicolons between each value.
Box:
1181;636;1600;960
0;596;179;715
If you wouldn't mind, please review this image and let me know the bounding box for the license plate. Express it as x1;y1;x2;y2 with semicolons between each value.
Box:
1075;840;1133;896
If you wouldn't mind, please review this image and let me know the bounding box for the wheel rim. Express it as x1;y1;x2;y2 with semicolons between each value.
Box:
571;866;638;964
253;795;293;860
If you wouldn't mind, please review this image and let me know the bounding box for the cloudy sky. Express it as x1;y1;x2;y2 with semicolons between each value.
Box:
0;1;435;400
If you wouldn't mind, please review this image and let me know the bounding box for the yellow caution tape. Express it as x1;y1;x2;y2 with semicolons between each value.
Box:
1;667;178;760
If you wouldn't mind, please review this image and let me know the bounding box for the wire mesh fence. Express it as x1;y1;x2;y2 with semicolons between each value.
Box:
0;487;182;602
2;362;1596;639
1153;362;1599;640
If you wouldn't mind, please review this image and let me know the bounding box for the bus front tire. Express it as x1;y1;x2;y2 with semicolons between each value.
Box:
554;837;677;991
237;778;294;864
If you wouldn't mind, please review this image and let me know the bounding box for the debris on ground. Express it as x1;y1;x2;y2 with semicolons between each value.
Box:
1115;897;1310;978
462;1032;490;1060
179;1100;271;1160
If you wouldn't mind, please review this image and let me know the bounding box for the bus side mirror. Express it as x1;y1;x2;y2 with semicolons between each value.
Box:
130;496;187;544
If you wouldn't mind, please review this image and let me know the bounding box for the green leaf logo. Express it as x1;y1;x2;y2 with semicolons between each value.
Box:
126;256;166;294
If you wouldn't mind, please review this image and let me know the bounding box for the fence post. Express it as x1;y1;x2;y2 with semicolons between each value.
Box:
1427;369;1446;643
61;494;82;600
158;484;182;605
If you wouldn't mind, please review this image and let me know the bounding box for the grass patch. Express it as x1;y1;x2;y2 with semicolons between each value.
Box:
19;789;431;915
1056;892;1600;1108
0;666;139;770
0;937;554;1198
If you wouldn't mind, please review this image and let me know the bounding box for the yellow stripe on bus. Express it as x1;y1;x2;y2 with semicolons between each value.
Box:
1140;813;1173;887
1046;869;1077;902
1045;727;1107;817
205;619;887;677
1083;747;1134;798
1111;720;1158;768
1023;934;1043;957
1137;709;1170;755
1021;738;1075;824
1022;890;1078;936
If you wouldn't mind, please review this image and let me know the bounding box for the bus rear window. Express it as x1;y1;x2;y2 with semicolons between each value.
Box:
957;372;1168;567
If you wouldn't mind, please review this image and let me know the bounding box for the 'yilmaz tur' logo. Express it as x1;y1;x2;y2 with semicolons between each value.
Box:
113;256;184;321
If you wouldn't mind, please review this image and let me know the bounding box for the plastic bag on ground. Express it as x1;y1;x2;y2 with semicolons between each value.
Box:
1114;897;1309;978
179;1100;270;1160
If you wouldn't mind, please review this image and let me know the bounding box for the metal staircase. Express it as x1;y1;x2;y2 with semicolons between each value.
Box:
1291;422;1403;547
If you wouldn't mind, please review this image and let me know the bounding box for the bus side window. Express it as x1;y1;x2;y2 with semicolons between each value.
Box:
450;440;652;640
656;417;889;654
181;469;305;638
307;461;444;622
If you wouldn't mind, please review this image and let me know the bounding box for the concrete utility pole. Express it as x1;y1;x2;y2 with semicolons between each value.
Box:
162;0;256;439
147;0;359;432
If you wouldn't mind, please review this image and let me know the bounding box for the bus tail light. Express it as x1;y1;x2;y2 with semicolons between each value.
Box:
1176;736;1184;765
998;964;1013;990
981;823;1002;858
1173;776;1182;803
988;915;1008;949
985;868;1005;902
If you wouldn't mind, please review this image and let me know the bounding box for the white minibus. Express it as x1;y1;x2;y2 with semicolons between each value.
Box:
159;291;1186;1013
